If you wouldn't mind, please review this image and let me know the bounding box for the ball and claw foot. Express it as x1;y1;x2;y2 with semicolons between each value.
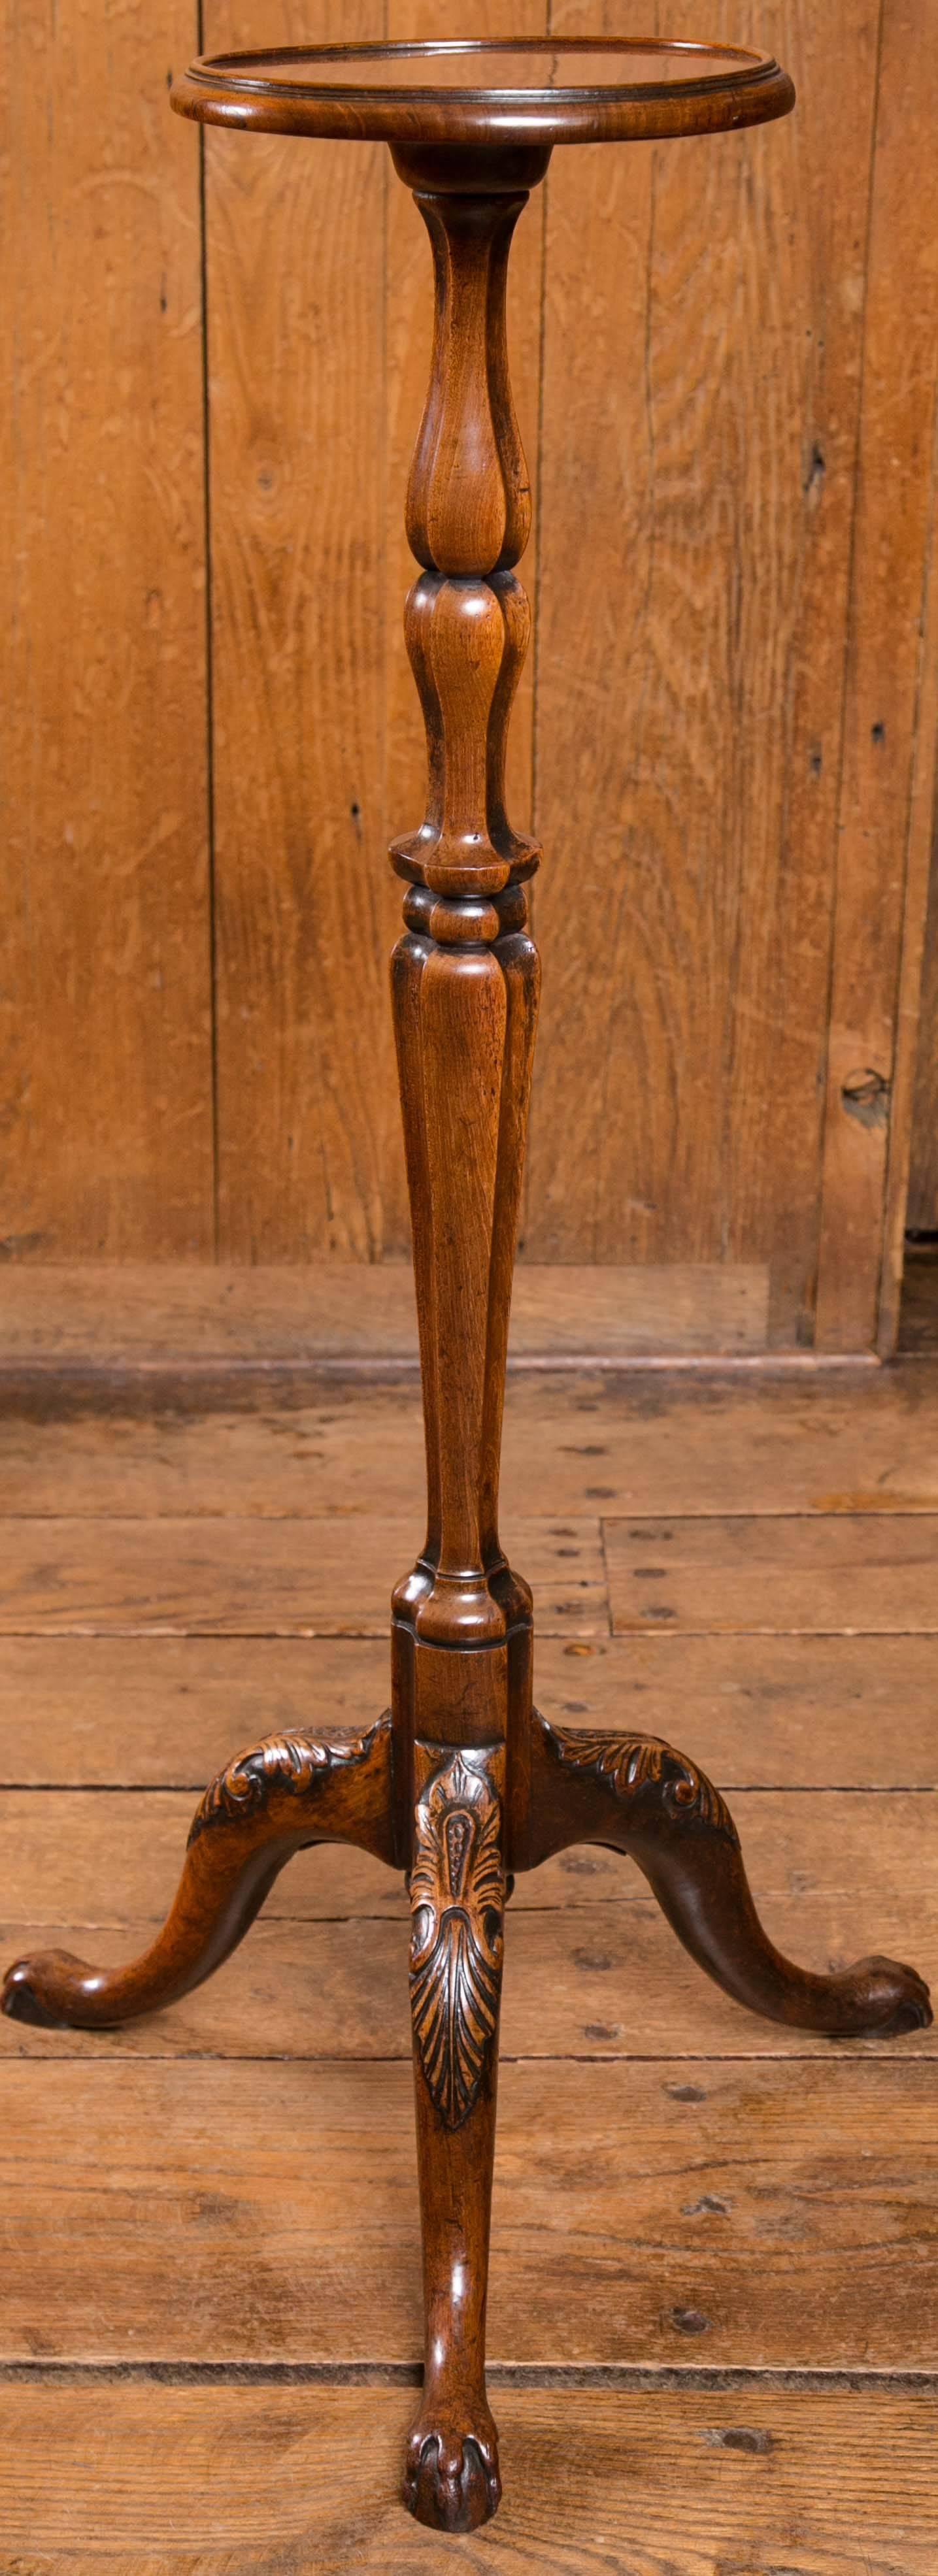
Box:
403;2398;502;2533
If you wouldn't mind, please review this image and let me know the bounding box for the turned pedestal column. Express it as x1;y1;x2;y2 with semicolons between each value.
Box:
5;39;931;2537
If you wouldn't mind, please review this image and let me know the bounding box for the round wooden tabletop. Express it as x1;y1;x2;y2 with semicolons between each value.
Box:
171;38;795;148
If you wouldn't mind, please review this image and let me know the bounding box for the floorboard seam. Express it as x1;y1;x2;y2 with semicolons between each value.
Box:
6;2049;935;2066
1;1625;936;1640
1;2362;936;2392
2;1783;933;1796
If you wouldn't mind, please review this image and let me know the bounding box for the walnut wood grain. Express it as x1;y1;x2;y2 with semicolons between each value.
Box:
171;39;794;148
1;1717;395;2029
386;154;544;1905
528;1713;931;2041
11;41;933;2547
382;9;547;1286
384;142;547;2525
405;1740;506;2530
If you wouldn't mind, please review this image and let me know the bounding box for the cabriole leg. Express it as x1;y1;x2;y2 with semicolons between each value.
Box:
528;1714;931;2038
2;1717;396;2028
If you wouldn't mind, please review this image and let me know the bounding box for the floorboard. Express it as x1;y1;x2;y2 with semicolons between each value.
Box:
3;1887;937;2062
1;1630;935;1786
3;2058;935;2368
1;2385;933;2573
2;1364;938;1514
1;1362;935;2560
0;1514;607;1638
606;1511;938;1633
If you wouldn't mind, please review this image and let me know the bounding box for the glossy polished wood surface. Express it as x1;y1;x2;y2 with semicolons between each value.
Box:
171;37;794;146
2;1368;938;2564
10;38;932;2545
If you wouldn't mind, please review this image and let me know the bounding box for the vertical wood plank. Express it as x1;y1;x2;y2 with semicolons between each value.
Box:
1;2;213;1255
205;3;392;1261
881;386;938;1323
815;0;938;1349
526;1;880;1348
7;14;937;1325
907;816;938;1239
382;1;549;1254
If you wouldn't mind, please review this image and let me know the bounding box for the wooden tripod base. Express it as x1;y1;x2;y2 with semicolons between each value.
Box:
6;36;932;2539
3;1703;930;2530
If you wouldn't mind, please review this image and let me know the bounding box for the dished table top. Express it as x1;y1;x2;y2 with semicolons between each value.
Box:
171;37;795;148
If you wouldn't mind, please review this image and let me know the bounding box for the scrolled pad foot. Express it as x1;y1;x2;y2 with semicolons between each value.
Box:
824;1955;932;2039
403;2403;502;2532
529;1714;932;2039
2;1956;80;2027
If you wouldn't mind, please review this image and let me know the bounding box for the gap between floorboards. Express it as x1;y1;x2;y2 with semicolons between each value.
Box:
1;2360;935;2392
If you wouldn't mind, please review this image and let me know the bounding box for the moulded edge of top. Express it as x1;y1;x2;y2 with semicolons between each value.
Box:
170;44;796;148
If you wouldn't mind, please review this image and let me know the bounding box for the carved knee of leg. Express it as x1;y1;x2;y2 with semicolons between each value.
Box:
409;1742;506;2124
405;1740;506;2534
528;1713;931;2039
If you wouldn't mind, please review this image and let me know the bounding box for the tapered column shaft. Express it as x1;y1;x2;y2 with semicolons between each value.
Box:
388;146;549;1847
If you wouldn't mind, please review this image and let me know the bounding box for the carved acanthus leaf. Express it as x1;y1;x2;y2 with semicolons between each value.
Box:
188;1722;384;1847
545;1725;735;1839
409;1751;505;2129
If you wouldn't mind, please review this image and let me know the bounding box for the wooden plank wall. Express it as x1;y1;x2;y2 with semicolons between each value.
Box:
815;0;938;1348
3;3;938;1347
1;1;213;1257
909;876;938;1238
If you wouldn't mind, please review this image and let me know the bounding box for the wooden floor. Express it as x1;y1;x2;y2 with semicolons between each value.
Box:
2;1361;937;2570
